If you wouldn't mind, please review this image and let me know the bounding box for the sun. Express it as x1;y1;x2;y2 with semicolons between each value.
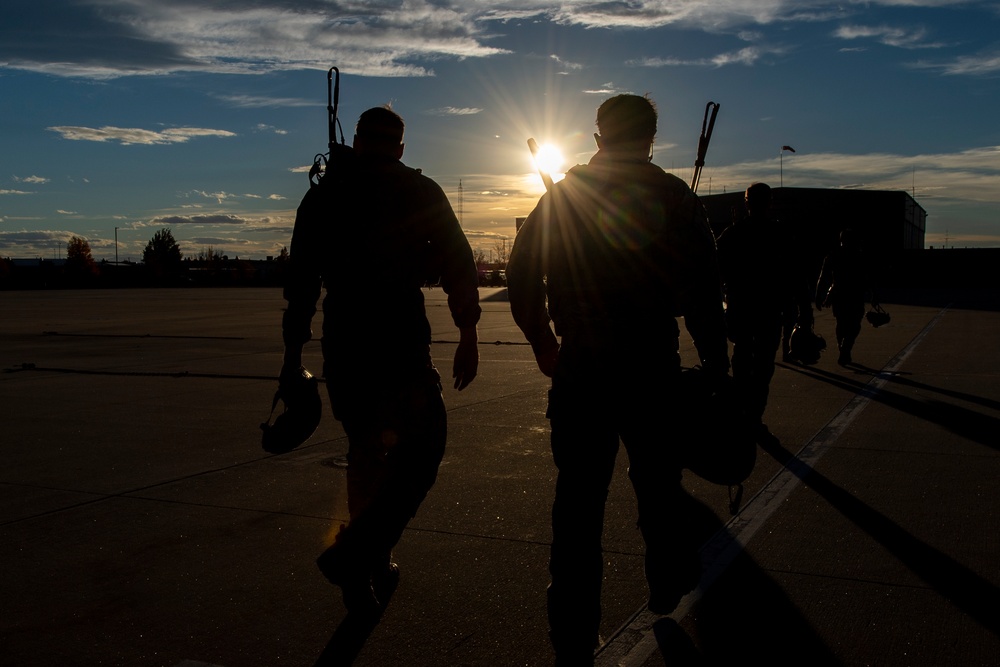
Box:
532;142;565;176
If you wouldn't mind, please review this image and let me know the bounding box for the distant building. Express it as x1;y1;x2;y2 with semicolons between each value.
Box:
700;187;926;257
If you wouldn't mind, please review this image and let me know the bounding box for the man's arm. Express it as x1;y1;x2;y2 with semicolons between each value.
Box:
423;178;482;390
453;325;479;390
507;196;559;377
281;187;324;376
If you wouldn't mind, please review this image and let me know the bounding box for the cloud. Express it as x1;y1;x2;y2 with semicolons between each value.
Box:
1;2;508;79
427;106;485;116
699;145;1000;207
910;50;1000;75
550;54;583;71
187;236;254;247
0;189;33;195
833;24;946;49
0;229;77;245
630;43;787;68
47;125;236;145
236;192;285;201
13;175;50;184
56;210;78;215
218;94;316;108
152;214;251;225
461;228;514;240
2;1;978;82
255;123;289;135
583;82;624;95
191;190;237;204
535;1;832;30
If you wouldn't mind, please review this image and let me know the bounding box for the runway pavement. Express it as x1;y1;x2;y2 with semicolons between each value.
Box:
1;287;997;666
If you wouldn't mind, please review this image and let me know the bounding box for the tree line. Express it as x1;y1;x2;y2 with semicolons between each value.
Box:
3;228;511;290
1;228;290;290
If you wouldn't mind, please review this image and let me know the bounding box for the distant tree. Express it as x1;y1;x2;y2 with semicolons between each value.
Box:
277;246;290;262
472;247;488;269
493;238;510;269
65;236;99;283
197;246;223;263
143;227;183;281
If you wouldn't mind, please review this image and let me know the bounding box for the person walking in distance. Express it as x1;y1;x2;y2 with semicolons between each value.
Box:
816;227;871;366
716;182;794;444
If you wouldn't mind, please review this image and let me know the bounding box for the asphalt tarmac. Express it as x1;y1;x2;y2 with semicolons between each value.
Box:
1;287;997;666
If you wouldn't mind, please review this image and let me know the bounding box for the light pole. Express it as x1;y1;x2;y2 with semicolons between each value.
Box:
780;145;795;187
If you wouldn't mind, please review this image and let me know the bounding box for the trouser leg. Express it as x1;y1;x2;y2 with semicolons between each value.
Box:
833;300;864;360
750;318;783;421
730;315;782;422
323;378;447;574
547;415;619;663
620;382;700;614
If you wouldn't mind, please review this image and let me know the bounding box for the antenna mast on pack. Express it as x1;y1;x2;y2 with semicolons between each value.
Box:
308;67;348;187
691;101;720;194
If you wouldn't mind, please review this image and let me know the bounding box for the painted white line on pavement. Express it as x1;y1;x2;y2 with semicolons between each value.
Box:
596;307;949;666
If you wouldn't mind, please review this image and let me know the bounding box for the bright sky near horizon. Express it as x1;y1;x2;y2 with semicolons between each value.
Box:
2;0;1000;262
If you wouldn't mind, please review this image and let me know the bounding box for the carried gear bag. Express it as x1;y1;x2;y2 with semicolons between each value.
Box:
678;366;757;515
260;366;322;453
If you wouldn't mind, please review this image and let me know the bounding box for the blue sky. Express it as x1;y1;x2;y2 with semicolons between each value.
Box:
2;1;1000;262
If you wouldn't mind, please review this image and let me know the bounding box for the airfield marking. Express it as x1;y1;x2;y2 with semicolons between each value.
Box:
596;307;949;666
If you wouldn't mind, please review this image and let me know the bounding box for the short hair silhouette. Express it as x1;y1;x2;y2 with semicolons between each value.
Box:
596;94;657;144
744;182;772;211
356;106;404;146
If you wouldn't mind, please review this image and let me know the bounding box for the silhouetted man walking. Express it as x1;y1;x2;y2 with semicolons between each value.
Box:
717;182;792;443
281;106;481;616
507;94;730;666
817;228;870;365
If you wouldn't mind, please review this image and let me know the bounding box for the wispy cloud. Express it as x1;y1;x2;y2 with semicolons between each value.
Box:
910;50;1000;75
254;123;288;135
550;54;583;72
834;24;946;49
427;107;485;116
218;94;315;108
153;214;250;225
48;126;236;145
0;229;76;244
186;236;255;247
0;1;980;81
0;189;33;195
630;45;784;68
190;190;238;204
13;175;50;184
1;2;508;79
583;82;624;95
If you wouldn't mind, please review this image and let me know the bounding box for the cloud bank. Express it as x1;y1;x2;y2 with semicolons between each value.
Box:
48;126;237;145
3;0;988;79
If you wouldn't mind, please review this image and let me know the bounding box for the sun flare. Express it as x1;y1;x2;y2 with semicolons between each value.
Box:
533;142;565;176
